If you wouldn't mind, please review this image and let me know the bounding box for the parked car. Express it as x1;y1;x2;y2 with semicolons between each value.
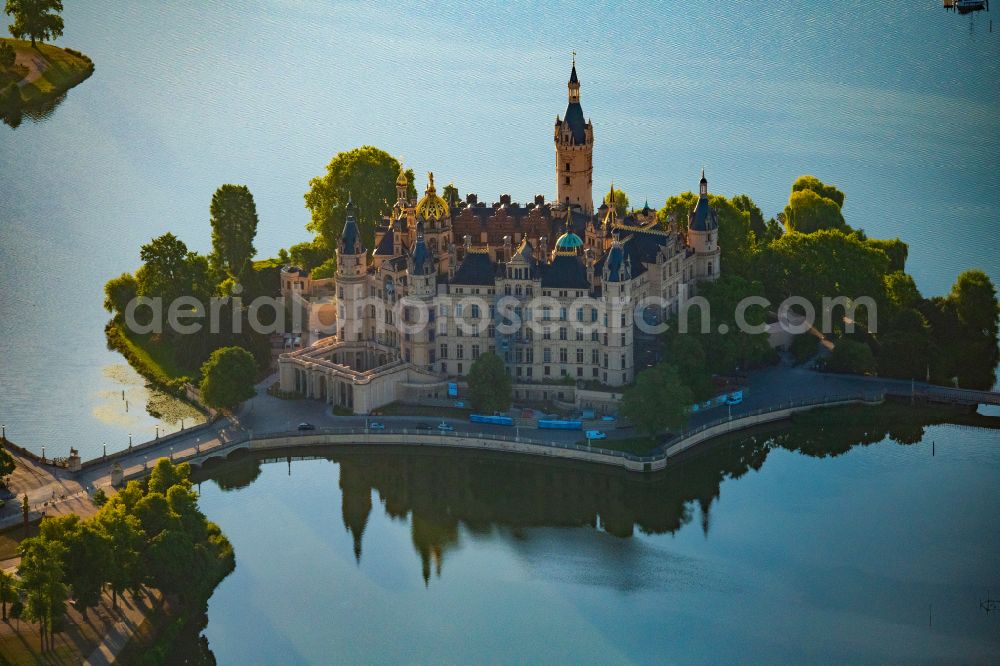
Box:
368;422;385;430
453;401;466;408
726;391;744;406
297;422;315;431
585;430;608;440
415;422;433;430
437;422;455;432
600;415;616;422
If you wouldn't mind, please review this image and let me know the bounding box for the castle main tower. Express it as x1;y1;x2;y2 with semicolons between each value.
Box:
554;55;594;213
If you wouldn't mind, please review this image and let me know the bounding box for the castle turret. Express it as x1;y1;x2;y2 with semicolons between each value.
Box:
336;196;369;341
687;169;721;281
555;55;594;213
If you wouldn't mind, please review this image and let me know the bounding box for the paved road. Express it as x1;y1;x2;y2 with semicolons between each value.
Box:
2;362;995;530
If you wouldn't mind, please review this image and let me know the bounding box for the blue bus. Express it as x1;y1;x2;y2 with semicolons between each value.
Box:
537;419;582;430
470;414;514;426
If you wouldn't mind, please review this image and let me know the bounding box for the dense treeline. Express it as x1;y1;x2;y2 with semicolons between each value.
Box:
623;174;998;437
104;185;276;406
10;460;233;653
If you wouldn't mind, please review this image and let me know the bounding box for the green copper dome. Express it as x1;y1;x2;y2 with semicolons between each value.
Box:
555;231;584;250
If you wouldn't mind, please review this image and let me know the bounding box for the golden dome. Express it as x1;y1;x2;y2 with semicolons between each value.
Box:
415;172;449;222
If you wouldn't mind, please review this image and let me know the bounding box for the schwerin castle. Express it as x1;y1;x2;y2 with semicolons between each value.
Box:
278;60;721;414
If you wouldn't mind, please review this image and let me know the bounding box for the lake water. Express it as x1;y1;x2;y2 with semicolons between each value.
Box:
1;3;998;455
195;418;1000;663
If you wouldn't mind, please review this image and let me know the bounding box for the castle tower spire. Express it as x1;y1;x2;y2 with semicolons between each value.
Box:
554;53;594;213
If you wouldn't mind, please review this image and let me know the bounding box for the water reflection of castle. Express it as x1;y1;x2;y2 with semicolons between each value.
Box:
203;406;976;583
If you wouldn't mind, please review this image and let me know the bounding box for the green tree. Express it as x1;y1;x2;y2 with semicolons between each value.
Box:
0;444;14;479
442;182;460;209
826;338;875;375
304;146;407;250
783;188;846;234
791;174;845;208
102;272;138;316
676;275;775;374
5;0;63;46
666;335;716;402
947;269;1000;389
0;568;15;621
760;217;784;245
866;237;908;272
658;192;756;277
287;238;330;271
603;187;629;218
148;457;192;495
878;308;931;380
753;229;891;332
94;504;144;609
656;191;697;233
466;352;511;414
884;271;921;310
135;233;211;305
621;363;692;436
0;40;15;68
17;536;67;651
732;193;766;241
209;184;259;280
199;346;257;409
39;515;111;616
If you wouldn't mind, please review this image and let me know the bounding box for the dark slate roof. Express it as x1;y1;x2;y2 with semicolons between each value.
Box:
604;244;625;282
541;253;589;290
689;194;718;232
451;251;496;286
594;226;677;281
562;102;587;145
373;228;394;256
569;63;579;84
340;199;365;254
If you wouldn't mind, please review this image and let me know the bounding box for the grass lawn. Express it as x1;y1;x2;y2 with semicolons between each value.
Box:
0;38;93;106
108;322;198;386
575;435;661;455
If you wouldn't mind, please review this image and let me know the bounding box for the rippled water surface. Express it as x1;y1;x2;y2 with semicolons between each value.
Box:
1;1;998;457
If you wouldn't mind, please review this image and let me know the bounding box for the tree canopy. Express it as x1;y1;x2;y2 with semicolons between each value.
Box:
753;228;891;330
304;146;415;251
0;445;15;479
102;272;138;317
620;363;692;437
135;233;211;305
467;352;511;414
199;346;257;409
657;192;756;277
791;174;845;208
209;184;259;280
5;0;64;46
783;188;847;234
826;338;876;375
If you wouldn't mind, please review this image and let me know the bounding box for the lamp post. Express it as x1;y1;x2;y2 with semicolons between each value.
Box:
1;424;5;441
155;425;159;439
128;433;132;450
102;443;107;459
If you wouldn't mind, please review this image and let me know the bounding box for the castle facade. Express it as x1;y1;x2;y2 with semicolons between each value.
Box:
278;61;720;413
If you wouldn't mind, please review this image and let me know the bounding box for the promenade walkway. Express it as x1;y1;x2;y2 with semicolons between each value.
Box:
1;365;997;529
